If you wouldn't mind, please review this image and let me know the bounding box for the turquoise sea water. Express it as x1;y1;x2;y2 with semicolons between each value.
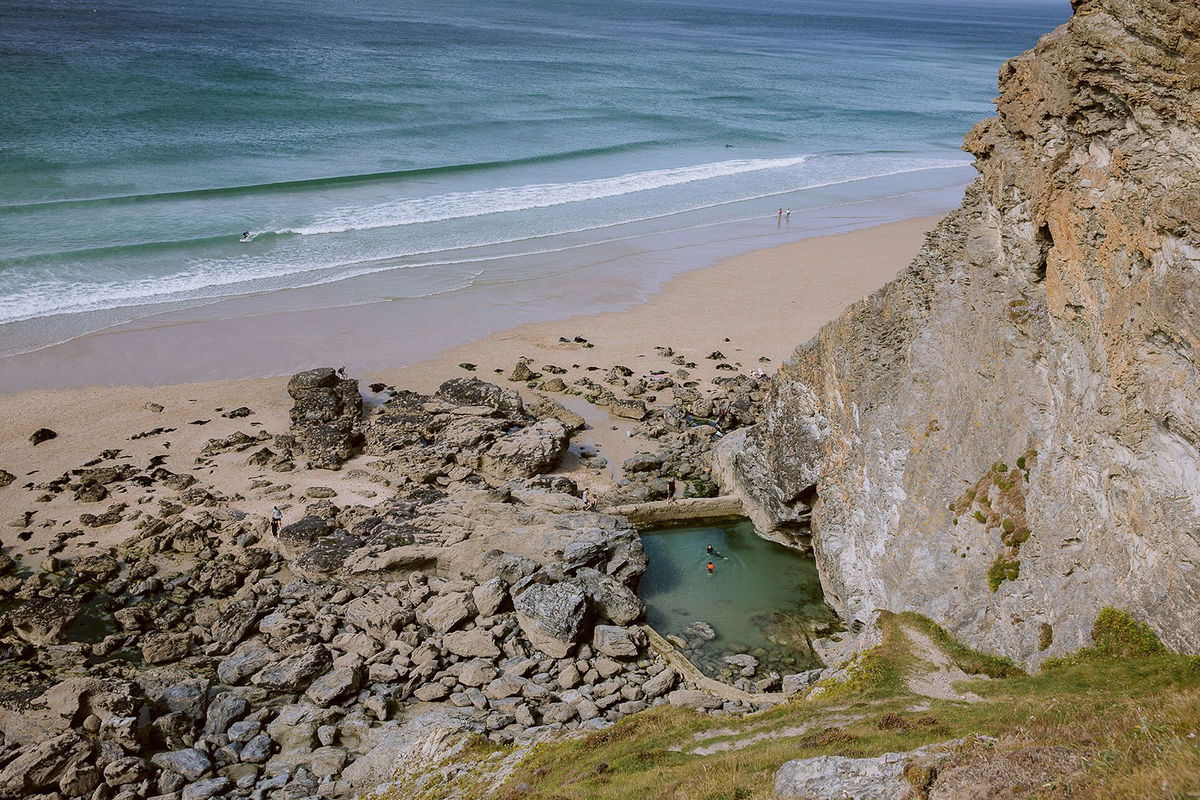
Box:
0;0;1069;357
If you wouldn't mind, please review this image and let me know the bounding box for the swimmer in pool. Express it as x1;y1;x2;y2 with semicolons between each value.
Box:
706;561;715;575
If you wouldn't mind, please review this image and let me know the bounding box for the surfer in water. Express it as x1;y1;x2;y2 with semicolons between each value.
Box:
239;231;253;243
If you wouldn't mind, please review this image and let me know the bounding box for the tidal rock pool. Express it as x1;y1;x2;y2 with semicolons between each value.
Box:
638;517;836;682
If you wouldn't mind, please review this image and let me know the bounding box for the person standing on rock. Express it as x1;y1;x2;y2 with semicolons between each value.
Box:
271;506;282;536
667;478;676;501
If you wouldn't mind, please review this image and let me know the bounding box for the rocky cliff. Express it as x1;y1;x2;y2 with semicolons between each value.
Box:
717;0;1200;664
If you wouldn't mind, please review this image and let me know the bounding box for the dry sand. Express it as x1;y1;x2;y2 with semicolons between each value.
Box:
0;216;938;562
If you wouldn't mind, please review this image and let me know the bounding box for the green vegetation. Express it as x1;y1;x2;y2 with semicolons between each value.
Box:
1043;608;1170;667
684;479;720;499
1039;622;1054;652
896;612;1022;678
380;610;1200;800
988;555;1021;591
951;452;1040;590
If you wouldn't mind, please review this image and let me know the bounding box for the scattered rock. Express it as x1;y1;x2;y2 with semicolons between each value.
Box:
29;428;57;446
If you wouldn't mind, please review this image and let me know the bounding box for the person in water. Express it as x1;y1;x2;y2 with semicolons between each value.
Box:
706;561;715;575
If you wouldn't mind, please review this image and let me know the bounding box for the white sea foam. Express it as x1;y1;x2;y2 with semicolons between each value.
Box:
0;155;970;327
283;155;815;236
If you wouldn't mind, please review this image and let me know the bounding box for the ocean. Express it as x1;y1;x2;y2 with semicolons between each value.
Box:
0;0;1070;362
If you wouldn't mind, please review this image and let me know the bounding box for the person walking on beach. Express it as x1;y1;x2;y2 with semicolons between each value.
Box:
777;208;783;221
270;506;282;536
785;208;792;221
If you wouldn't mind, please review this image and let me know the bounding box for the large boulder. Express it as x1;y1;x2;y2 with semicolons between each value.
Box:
345;591;412;641
480;419;568;480
574;567;644;625
436;378;523;414
591;625;644;659
0;731;91;798
513;582;587;658
420;592;474;633
252;645;332;692
774;748;941;799
443;629;500;659
287;368;362;470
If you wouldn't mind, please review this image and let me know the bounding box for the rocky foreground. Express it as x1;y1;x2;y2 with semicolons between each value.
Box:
0;353;795;800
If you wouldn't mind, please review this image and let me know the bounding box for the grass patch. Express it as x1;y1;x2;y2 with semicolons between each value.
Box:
1043;608;1173;668
412;608;1200;800
896;612;1023;678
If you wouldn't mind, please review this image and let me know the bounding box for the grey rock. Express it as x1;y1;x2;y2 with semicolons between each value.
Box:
305;666;360;707
574;567;644;626
774;750;923;799
513;582;587;658
480;419;568;480
443;629;500;659
253;645;331;692
642;668;677;699
217;640;276;685
203;693;248;737
180;777;232;800
151;749;211;782
239;732;272;764
227;720;261;743
471;578;507;617
666;690;722;710
591;625;644;659
781;670;823;694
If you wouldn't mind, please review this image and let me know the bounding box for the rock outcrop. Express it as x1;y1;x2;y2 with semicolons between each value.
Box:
718;0;1200;664
287;368;363;470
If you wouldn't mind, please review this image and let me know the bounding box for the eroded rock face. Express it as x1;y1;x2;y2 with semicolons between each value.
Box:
718;0;1200;664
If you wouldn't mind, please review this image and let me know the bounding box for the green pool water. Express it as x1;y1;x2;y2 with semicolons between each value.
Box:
638;518;835;681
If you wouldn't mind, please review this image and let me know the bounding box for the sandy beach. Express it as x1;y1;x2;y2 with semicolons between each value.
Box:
0;215;937;566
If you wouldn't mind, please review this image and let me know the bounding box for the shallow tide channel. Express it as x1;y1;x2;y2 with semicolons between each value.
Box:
638;518;835;681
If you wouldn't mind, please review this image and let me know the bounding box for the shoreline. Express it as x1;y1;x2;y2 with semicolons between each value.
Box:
0;214;940;564
0;172;968;393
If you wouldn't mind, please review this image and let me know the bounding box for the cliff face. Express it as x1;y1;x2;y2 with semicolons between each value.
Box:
718;0;1200;664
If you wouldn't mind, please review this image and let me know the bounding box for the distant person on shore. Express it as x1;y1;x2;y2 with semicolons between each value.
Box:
270;506;282;536
667;478;676;501
785;208;792;220
777;208;783;221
